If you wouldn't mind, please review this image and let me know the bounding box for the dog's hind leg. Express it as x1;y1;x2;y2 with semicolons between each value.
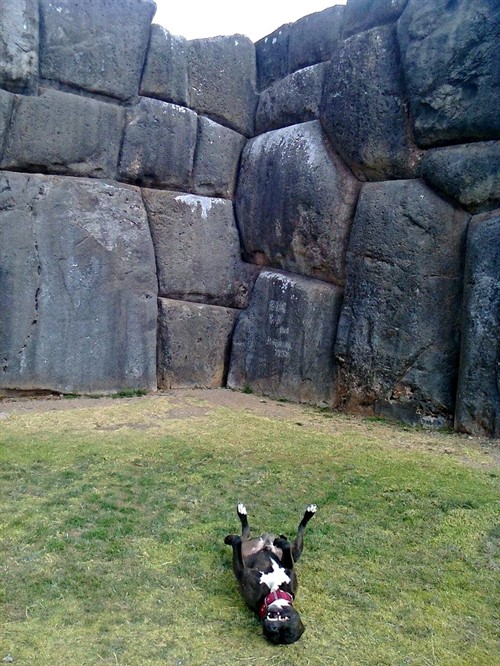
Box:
291;504;317;563
237;503;251;539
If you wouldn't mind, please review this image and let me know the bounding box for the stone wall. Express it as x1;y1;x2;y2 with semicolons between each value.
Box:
0;0;498;437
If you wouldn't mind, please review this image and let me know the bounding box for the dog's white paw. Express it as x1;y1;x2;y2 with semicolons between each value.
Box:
307;504;317;514
237;503;247;515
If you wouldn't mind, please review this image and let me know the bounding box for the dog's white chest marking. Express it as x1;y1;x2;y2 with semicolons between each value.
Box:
259;559;290;591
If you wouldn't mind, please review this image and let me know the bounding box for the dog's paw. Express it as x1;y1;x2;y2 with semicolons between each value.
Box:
306;504;317;515
273;536;290;550
237;503;247;516
224;534;241;546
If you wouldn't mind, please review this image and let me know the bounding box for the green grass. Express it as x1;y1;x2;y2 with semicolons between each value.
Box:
0;394;498;665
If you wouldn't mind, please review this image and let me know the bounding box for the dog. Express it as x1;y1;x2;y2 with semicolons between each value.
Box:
224;502;317;644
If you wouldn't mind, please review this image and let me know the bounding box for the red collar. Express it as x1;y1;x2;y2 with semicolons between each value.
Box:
259;590;294;620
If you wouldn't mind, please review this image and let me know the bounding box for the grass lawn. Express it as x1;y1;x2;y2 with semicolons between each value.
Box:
0;391;498;665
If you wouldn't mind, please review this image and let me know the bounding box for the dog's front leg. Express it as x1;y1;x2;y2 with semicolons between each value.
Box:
224;534;245;581
292;504;317;562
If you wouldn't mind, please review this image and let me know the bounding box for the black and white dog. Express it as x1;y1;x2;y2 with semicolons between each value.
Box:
224;503;317;644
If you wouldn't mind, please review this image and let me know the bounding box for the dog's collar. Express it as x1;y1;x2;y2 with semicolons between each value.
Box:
259;590;294;620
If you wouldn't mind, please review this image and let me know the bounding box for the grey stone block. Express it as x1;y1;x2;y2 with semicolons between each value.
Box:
334;179;469;427
0;90;14;161
39;0;156;101
228;270;343;406
143;189;258;309
0;172;158;394
118;97;197;189
288;5;345;73
236;121;360;285
321;25;422;181
421;142;500;214
455;210;500;438
397;0;500;147
157;298;239;389
140;25;189;106
256;64;325;134
193;116;246;199
255;24;291;92
343;0;409;38
1;89;124;178
188;35;257;136
0;0;39;93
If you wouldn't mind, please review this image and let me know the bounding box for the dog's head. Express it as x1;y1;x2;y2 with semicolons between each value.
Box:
261;604;305;644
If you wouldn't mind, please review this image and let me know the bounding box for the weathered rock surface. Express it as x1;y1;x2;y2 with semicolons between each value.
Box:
334;179;469;427
157;298;239;389
421;142;500;214
397;0;500;147
140;25;189;106
0;0;39;94
455;210;500;438
188;35;257;136
118;97;197;189
321;25;421;181
0;90;14;160
193;117;246;199
343;0;409;38
236;121;360;285
143;190;259;309
0;172;158;394
288;6;345;73
39;0;155;101
256;64;325;134
228;270;343;405
1;89;124;178
255;24;291;92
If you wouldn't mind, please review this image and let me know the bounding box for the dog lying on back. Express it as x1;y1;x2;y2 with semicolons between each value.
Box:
224;503;317;644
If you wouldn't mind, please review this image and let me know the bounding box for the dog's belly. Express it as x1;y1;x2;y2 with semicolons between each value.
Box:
242;534;283;561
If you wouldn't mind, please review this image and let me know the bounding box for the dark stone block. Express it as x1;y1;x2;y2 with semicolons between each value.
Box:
256;64;325;134
236;121;360;285
0;172;158;394
157;298;239;389
0;0;39;93
0;90;14;161
193;117;246;199
421;142;500;214
288;5;345;72
140;25;189;106
228;270;343;406
455;210;500;438
118;97;197;189
321;24;422;181
143;189;259;309
188;35;257;136
343;0;409;38
334;179;469;427
397;0;500;147
39;0;156;101
255;23;291;92
1;89;124;178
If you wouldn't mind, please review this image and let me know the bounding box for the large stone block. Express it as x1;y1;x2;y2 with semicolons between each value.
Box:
228;270;343;406
255;24;291;92
321;25;422;181
193;117;246;199
140;25;189;106
187;35;257;136
0;90;14;161
343;0;409;38
397;0;500;147
39;0;155;101
455;210;500;438
421;142;500;214
118;97;197;189
334;179;469;427
236;121;360;285
256;64;325;135
157;298;239;389
1;89;124;178
0;0;39;93
0;173;158;394
142;190;258;309
288;6;345;73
